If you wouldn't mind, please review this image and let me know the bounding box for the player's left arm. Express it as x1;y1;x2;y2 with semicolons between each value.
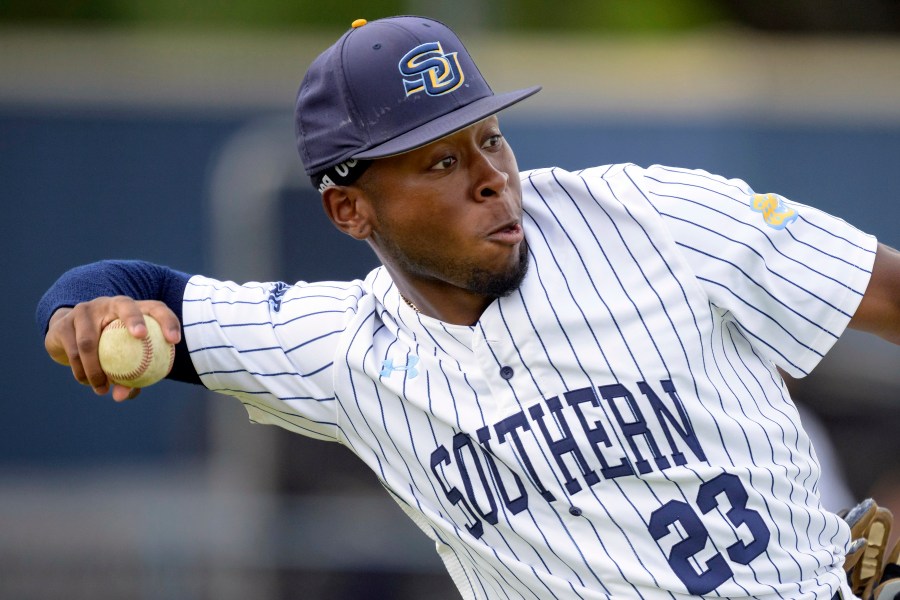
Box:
849;243;900;345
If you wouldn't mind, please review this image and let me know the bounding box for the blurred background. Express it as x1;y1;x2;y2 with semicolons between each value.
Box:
3;1;900;598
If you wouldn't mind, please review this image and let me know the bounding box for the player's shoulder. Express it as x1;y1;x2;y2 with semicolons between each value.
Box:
518;162;671;187
517;164;655;225
522;164;756;198
518;162;662;200
519;163;625;181
518;163;621;195
639;164;754;195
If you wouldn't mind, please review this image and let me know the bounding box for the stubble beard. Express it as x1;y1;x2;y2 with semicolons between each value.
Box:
463;240;530;298
379;235;530;300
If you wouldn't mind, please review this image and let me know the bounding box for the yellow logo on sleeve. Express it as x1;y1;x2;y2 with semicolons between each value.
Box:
750;193;798;230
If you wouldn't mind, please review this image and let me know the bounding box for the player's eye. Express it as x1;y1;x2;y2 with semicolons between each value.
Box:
430;156;456;171
482;134;503;149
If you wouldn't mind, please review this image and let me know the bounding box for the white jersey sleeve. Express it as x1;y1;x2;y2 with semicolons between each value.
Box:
181;275;365;442
630;164;877;377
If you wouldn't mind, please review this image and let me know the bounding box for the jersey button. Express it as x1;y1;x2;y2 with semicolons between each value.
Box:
499;366;514;380
569;506;583;517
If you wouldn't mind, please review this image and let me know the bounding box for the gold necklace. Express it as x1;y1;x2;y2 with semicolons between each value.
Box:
400;294;420;313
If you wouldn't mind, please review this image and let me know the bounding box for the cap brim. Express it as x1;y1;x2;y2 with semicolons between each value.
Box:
352;85;541;160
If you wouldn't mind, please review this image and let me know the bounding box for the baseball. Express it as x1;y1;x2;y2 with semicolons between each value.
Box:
98;315;175;388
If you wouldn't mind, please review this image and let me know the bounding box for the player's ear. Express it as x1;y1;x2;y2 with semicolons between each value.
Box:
321;185;374;240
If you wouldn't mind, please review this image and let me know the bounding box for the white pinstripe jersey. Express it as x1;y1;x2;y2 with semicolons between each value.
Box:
183;164;877;599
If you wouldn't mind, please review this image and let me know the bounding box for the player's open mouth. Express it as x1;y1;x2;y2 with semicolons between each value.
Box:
487;222;524;245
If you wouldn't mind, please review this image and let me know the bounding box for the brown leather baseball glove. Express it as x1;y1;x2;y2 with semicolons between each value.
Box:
841;499;900;599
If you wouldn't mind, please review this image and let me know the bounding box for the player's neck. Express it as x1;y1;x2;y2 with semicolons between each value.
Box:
392;274;493;325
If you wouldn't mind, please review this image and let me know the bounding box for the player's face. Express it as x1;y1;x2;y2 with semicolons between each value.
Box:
361;116;528;303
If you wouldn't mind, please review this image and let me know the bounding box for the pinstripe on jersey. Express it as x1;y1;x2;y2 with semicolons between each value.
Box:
182;164;876;599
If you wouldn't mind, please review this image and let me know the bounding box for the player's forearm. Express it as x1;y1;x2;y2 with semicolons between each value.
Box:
36;259;200;383
37;260;188;331
850;243;900;345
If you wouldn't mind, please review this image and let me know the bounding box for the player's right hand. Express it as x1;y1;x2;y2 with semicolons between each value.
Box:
44;297;181;401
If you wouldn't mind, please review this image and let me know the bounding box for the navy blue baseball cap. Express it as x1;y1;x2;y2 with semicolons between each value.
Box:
295;16;541;177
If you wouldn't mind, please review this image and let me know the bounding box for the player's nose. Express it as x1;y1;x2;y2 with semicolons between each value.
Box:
472;153;509;201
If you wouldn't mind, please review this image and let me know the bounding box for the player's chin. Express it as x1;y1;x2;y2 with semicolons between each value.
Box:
466;241;529;298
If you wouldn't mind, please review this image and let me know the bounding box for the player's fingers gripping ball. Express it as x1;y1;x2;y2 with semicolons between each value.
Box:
98;315;175;388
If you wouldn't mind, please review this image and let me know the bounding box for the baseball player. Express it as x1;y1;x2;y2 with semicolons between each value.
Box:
38;15;900;600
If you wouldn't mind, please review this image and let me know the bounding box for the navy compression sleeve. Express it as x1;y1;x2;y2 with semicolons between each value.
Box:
36;260;200;384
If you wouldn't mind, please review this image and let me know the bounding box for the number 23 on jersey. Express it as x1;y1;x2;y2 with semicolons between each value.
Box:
649;473;771;595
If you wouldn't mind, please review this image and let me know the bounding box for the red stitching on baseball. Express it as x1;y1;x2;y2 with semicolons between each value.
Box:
104;320;152;383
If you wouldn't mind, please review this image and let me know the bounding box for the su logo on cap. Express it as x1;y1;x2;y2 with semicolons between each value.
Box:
399;42;465;97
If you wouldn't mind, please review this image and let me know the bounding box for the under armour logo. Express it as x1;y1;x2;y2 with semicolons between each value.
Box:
380;355;419;379
398;42;464;97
